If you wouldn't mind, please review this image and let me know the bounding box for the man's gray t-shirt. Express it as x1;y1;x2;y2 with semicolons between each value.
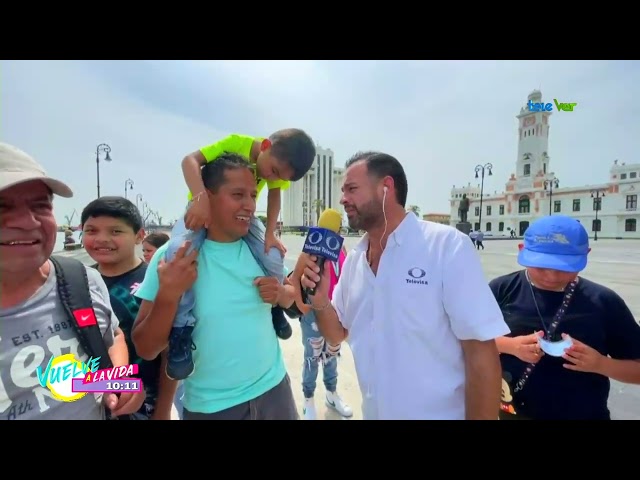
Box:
0;260;119;420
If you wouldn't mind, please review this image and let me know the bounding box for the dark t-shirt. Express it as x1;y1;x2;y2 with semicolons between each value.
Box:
94;262;161;410
490;270;640;420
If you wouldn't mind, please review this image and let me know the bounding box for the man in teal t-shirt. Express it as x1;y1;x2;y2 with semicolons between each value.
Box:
131;152;299;419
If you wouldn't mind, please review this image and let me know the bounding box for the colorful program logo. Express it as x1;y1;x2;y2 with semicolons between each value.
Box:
35;354;142;402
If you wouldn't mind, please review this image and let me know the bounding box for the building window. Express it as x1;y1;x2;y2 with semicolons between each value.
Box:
322;155;327;209
474;222;480;230
475;206;480;216
631;172;637;178
592;219;601;232
518;196;530;214
328;155;333;208
621;173;627;179
499;222;504;232
554;200;561;213
486;222;492;232
486;206;492;215
593;197;602;211
572;199;580;212
499;205;504;215
523;164;531;176
626;195;637;209
625;219;637;232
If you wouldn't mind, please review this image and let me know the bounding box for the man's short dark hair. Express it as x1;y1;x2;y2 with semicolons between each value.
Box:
202;152;255;193
269;128;316;182
81;196;143;233
345;151;408;207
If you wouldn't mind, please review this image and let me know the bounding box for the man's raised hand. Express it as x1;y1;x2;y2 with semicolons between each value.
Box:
158;241;199;298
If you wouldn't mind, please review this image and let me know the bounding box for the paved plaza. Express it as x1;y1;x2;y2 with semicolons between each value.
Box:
55;233;640;420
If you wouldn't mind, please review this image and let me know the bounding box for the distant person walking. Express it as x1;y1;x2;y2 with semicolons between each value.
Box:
475;230;485;250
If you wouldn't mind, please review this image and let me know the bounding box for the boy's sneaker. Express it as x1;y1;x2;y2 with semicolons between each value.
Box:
166;326;196;381
302;397;317;420
326;390;353;418
271;306;292;340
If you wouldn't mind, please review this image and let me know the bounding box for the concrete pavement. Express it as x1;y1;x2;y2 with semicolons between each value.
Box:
54;233;640;420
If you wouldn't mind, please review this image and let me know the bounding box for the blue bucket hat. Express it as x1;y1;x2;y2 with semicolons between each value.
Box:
518;215;590;272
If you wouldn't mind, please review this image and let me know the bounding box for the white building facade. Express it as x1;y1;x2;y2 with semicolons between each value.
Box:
282;145;345;227
450;90;640;239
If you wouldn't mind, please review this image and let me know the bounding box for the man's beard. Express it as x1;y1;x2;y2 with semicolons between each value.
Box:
346;199;382;231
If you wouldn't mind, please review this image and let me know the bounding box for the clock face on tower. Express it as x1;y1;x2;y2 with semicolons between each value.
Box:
523;116;535;127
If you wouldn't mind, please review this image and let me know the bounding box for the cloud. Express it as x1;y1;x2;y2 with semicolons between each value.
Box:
2;59;638;225
1;60;230;224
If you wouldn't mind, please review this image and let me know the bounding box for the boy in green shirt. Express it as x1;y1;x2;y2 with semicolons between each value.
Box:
164;129;316;380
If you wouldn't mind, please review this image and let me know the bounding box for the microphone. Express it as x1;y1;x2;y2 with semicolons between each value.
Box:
288;208;344;316
302;208;344;297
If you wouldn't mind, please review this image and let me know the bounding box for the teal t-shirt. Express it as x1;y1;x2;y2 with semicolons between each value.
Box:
134;239;287;414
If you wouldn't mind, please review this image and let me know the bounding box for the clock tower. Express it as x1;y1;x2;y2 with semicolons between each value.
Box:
515;89;552;190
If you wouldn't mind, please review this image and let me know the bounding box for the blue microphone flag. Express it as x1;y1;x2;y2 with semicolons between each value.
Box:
302;227;344;263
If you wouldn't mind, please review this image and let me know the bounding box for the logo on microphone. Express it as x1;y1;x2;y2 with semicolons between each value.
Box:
303;227;344;263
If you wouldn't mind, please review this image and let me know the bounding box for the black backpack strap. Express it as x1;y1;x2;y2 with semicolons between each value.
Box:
50;256;113;370
50;256;136;420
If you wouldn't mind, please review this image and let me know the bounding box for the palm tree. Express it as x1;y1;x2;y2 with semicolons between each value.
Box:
312;199;324;225
64;209;77;227
407;205;420;217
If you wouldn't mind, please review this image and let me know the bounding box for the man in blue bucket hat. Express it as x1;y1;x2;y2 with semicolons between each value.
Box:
489;215;640;420
518;215;590;273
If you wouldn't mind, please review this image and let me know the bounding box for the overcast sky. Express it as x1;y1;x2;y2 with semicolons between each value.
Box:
2;60;638;225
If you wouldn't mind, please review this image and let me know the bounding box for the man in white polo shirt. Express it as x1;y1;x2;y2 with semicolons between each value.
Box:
299;151;510;419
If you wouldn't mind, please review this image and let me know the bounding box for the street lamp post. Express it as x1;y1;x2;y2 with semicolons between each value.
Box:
474;163;493;231
136;194;143;211
590;189;606;241
95;143;112;198
544;177;560;216
124;178;134;199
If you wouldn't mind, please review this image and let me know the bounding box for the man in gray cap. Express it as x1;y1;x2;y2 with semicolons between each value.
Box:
0;142;144;420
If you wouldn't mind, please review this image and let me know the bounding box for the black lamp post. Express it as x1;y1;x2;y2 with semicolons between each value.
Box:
124;178;134;199
136;194;143;211
95;143;112;198
474;163;493;230
544;177;560;216
590;189;606;241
